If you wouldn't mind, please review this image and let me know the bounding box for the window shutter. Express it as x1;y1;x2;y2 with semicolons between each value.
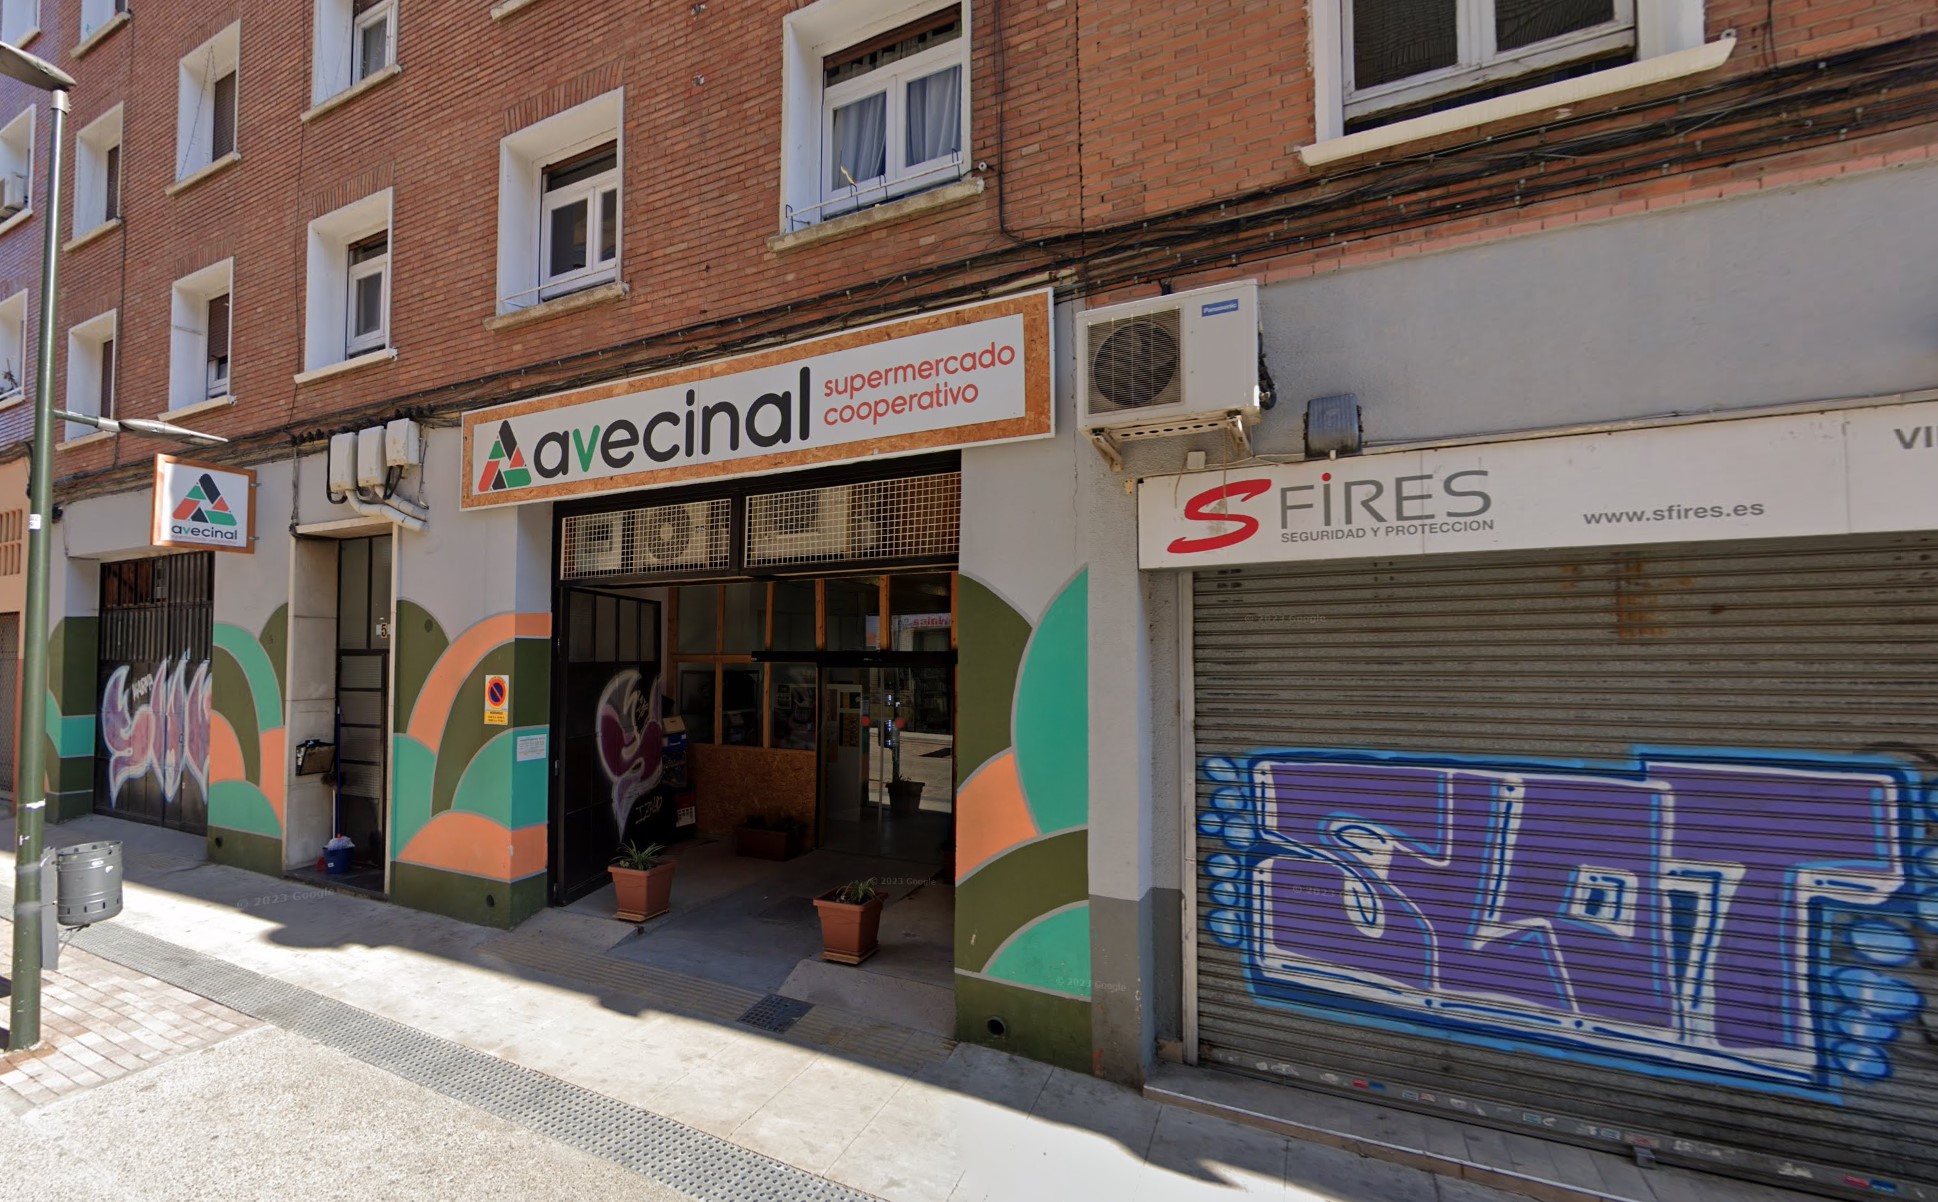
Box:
206;293;231;363
352;0;383;12
212;71;237;159
104;144;120;221
99;337;114;418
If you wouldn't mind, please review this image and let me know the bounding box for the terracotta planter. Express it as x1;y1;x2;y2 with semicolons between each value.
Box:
734;824;802;861
887;779;924;817
610;861;675;922
813;891;883;964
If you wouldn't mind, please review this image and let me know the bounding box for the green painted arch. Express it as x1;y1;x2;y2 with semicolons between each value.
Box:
214;622;284;733
984;903;1091;999
1011;569;1088;835
209;648;260;786
955;827;1088;973
258;604;289;709
208;779;280;839
450;727;550;830
390;734;437;858
954;574;1031;786
393;601;450;732
428;642;526;820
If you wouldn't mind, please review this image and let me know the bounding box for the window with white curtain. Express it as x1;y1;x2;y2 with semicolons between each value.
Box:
819;6;964;218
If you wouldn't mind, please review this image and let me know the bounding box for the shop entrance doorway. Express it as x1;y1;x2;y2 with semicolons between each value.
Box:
818;663;954;861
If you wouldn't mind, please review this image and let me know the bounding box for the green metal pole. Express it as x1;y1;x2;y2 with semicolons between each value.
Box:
9;87;67;1053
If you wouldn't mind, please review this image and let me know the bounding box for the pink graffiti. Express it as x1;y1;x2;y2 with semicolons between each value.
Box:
100;657;212;807
596;669;664;832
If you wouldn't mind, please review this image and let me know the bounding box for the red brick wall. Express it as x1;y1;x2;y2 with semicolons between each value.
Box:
0;0;1926;495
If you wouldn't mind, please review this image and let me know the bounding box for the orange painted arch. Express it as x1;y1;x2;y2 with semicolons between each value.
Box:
207;713;246;789
955;750;1038;882
406;611;551;751
397;810;546;880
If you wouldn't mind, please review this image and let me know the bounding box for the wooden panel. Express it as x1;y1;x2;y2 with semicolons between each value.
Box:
690;744;817;845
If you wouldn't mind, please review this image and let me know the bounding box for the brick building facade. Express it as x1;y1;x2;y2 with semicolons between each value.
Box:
1;1;1935;1197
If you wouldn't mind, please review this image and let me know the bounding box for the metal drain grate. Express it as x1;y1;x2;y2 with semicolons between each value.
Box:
737;994;814;1035
64;919;877;1202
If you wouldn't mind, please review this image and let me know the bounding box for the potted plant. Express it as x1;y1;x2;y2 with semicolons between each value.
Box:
733;813;805;861
609;842;674;922
813;877;883;964
887;776;925;817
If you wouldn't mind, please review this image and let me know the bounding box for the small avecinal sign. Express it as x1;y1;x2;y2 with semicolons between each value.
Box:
152;456;255;554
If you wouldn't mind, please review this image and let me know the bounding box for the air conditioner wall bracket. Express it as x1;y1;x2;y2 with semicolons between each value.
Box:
1086;407;1253;473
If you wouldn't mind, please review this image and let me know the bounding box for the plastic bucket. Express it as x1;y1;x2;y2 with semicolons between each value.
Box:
55;841;123;927
323;845;354;874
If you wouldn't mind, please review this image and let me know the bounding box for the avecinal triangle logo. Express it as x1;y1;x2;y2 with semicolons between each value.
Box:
172;473;237;528
477;421;533;492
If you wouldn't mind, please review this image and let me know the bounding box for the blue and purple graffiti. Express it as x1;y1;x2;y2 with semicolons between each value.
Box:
1199;751;1934;1095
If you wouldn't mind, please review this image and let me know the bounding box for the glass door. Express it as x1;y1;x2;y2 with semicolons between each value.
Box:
817;663;954;862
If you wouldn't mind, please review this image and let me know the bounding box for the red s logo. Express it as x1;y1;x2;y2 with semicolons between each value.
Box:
1167;479;1270;555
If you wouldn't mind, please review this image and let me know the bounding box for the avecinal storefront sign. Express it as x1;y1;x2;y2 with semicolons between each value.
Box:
1139;397;1938;569
461;290;1053;508
151;456;255;553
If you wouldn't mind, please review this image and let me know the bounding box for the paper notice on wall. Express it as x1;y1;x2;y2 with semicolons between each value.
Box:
515;733;546;761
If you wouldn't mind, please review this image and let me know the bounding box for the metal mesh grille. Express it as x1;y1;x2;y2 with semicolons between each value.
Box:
1085;310;1183;414
561;500;731;580
745;472;959;568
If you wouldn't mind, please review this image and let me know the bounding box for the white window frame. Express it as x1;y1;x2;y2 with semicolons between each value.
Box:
168;259;235;412
75;104;123;235
313;0;396;105
1312;0;1708;143
818;20;965;216
0;0;38;47
537;147;618;301
779;0;971;232
0;106;34;222
345;234;389;356
78;0;127;45
304;188;392;371
176;23;241;182
0;289;26;406
64;309;116;442
495;90;622;315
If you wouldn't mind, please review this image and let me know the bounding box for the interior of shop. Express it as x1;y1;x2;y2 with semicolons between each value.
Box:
549;467;963;1032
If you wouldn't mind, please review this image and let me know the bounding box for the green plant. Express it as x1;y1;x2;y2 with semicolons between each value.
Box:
832;877;880;905
612;842;666;871
742;813;805;834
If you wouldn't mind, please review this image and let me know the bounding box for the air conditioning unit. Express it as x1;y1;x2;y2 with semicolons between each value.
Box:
563;511;628;577
748;488;853;565
1076;280;1266;436
633;501;726;572
0;174;24;216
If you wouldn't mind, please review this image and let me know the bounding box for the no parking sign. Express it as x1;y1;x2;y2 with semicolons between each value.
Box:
484;675;509;726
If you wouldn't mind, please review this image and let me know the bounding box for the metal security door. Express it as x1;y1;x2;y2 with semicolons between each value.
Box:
334;536;391;872
95;552;214;832
1190;532;1938;1200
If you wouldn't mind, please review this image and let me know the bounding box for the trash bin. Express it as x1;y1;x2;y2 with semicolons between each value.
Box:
55;841;123;927
323;835;355;874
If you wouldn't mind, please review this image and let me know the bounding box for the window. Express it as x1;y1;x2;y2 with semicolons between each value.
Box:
303;189;391;372
496;90;621;314
0;0;37;46
176;23;241;180
313;0;395;106
168;259;234;410
64;310;116;442
75;105;123;233
0;289;25;404
540;142;618;300
78;0;128;44
781;1;968;230
0;106;33;220
345;232;388;355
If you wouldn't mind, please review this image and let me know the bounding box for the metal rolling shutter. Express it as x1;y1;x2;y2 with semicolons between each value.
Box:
1190;533;1938;1199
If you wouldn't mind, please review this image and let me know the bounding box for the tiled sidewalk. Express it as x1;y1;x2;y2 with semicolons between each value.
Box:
0;923;256;1108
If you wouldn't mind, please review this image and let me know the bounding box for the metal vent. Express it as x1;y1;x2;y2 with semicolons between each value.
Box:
561;500;731;580
1085;309;1183;413
746;472;959;568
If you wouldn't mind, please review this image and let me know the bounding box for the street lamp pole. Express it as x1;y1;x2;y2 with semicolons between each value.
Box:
6;45;70;1051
